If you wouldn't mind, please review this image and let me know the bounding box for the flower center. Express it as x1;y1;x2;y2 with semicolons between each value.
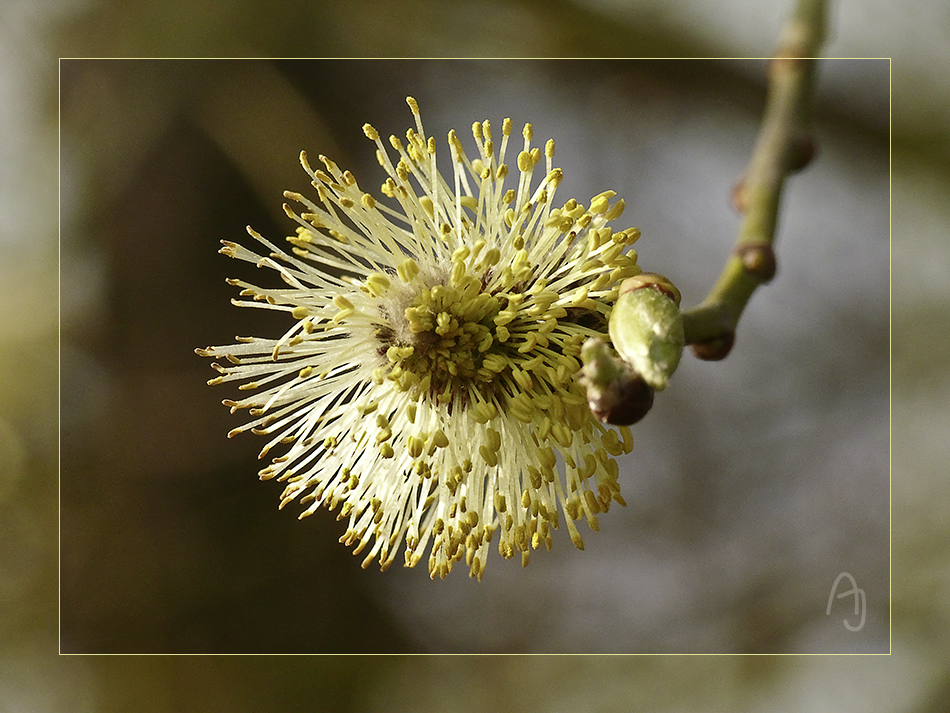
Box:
356;235;610;416
373;263;516;406
403;280;501;380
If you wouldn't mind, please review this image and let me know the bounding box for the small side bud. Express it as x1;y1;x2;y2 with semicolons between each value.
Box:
690;330;736;361
786;134;817;172
580;338;654;426
735;243;777;282
731;175;749;214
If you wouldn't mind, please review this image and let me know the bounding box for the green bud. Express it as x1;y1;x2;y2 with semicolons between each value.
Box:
608;273;684;391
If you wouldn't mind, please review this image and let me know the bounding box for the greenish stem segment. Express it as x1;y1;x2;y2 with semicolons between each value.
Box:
680;0;828;348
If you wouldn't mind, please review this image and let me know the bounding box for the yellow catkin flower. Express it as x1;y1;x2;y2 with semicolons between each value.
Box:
197;97;641;579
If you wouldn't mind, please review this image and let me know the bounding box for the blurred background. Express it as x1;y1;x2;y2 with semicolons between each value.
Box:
1;0;946;709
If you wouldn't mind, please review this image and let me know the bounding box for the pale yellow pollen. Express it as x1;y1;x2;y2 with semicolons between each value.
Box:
365;272;391;296
494;492;507;513
471;401;498;424
604;198;626;221
517;151;533;172
407;435;425;458
333;295;354;311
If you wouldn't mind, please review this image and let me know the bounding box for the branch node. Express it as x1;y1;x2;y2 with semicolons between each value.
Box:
786;134;818;173
690;331;735;361
735;243;777;283
730;175;749;214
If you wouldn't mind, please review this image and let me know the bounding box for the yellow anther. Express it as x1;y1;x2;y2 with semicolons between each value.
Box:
494;492;508;513
537;416;552;440
512;367;533;391
600;242;624;265
333;295;354;311
481;353;508;373
481;247;501;267
493;310;516;327
486;427;501;453
552;421;573;448
471;401;498;424
397;257;420;283
449;260;467;288
331;308;353;324
521;354;544;371
435;311;455;336
517;150;533;172
470;239;487;262
585;490;602;515
619;426;634;454
365;272;391;296
590;195;610;214
407;435;425;458
386;345;413;363
537;446;557;470
601;430;623;457
509;393;535;423
517;333;539;354
604;198;625;221
357;400;378;416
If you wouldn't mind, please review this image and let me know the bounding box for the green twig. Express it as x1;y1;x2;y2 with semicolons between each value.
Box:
681;0;828;359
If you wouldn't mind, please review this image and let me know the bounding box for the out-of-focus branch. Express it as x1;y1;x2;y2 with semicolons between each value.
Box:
682;0;828;359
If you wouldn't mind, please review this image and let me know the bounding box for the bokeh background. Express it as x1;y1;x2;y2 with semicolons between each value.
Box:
1;0;946;709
